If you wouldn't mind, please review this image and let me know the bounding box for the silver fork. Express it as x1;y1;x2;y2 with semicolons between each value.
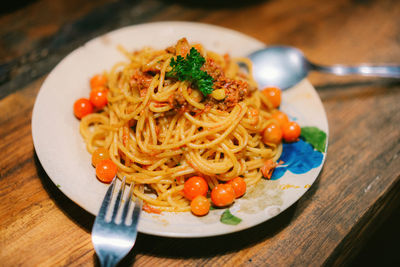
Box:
92;177;142;267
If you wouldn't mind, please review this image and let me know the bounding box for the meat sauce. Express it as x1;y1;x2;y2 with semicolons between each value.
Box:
129;38;251;114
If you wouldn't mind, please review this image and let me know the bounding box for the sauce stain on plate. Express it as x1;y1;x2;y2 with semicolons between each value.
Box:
239;180;283;214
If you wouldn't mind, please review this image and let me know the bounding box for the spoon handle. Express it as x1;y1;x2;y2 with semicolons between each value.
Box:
310;63;400;78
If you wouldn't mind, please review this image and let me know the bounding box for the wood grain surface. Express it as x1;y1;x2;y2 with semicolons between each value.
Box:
1;0;399;266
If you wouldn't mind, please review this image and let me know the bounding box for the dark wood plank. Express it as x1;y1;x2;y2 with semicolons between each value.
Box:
0;0;168;98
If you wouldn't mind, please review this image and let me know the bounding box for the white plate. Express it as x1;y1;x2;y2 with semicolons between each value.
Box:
32;21;328;237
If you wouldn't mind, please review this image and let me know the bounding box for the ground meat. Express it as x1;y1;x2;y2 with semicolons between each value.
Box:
214;76;248;109
201;57;224;80
201;57;249;111
170;91;186;109
142;42;250;114
130;70;153;96
142;64;162;73
165;46;176;54
175;38;190;57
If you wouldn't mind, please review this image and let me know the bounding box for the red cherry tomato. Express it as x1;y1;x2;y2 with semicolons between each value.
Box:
183;176;208;200
263;122;282;144
271;111;289;128
190;195;210;216
262;87;281;108
92;147;110;167
90;87;108;109
282;121;301;142
227;177;247;198
95;159;117;183
211;184;235;207
90;74;107;90
73;98;93;119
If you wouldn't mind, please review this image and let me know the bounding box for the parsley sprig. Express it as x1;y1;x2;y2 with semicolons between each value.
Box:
167;47;214;96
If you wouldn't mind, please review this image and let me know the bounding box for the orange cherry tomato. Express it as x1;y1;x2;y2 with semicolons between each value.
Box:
271;111;289;128
92;147;110;167
73;98;93;119
227;177;246;198
90;74;107;90
262;87;281;108
95;159;117;183
260;159;277;179
211;184;235;207
90;87;108;109
183;176;208;200
282;121;301;142
263;122;282;144
190;195;210;216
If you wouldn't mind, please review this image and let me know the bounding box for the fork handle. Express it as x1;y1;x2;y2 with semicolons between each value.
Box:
310;63;400;78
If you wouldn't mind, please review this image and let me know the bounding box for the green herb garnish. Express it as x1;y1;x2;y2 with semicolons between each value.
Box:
220;209;242;225
167;47;214;96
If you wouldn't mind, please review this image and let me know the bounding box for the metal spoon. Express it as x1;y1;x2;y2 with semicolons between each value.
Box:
248;46;400;90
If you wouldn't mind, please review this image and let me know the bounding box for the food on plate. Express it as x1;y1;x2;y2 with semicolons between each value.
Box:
74;38;300;214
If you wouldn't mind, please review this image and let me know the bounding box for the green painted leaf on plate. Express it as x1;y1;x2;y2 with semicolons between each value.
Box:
220;209;242;225
300;127;327;152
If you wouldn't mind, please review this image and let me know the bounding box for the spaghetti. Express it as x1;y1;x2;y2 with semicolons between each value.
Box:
79;38;284;212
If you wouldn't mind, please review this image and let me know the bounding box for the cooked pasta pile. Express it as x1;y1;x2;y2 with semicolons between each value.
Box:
79;38;283;212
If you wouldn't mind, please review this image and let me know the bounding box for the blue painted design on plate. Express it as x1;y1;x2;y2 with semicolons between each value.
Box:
271;139;323;180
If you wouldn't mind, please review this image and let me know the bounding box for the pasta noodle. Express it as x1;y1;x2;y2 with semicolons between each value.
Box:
79;38;282;212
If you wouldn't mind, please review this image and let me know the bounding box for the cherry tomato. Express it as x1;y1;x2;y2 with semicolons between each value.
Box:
183;176;208;200
227;177;246;198
73;98;93;119
92;147;109;167
190;195;210;216
90;87;108;109
260;159;277;179
90;74;107;90
271;111;289;128
263;122;282;144
262;87;281;108
282;121;301;142
95;159;117;183
211;184;235;207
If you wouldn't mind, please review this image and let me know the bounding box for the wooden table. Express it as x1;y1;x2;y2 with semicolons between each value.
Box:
1;0;399;266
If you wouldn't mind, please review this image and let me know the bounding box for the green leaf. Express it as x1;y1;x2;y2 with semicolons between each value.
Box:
220;209;242;225
300;127;327;152
56;184;61;188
